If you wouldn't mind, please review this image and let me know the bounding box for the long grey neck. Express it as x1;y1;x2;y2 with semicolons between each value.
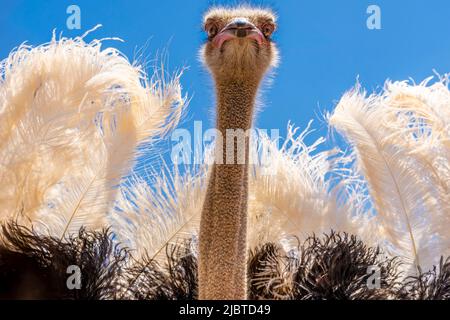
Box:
198;77;259;300
216;80;257;130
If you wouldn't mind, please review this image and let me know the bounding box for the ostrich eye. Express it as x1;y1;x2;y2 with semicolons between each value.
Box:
261;22;275;38
205;23;219;39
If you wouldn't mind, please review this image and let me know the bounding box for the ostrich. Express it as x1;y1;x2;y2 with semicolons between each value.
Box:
1;7;450;301
198;7;278;300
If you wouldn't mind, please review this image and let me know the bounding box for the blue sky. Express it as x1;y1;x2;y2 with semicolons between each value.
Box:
1;0;450;156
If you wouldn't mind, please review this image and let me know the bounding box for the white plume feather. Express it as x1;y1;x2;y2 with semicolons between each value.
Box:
110;164;207;261
247;124;375;250
330;78;450;274
0;32;186;238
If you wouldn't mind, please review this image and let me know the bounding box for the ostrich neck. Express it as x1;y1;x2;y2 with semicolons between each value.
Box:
198;77;259;300
216;79;258;131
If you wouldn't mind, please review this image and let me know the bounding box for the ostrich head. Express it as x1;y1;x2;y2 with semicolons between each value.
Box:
201;7;278;82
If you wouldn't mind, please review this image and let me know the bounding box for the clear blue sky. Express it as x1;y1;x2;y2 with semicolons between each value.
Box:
1;0;450;155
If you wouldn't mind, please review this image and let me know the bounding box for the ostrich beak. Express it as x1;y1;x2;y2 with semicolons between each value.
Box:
213;18;265;49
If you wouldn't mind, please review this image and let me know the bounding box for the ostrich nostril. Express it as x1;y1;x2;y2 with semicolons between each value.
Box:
236;29;247;38
226;18;255;38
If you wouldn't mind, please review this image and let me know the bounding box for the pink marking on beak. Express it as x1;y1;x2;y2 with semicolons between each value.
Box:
246;29;265;46
213;30;236;49
212;28;266;49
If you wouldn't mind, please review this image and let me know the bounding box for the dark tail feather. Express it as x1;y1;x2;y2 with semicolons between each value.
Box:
0;222;128;299
398;256;450;300
1;224;449;300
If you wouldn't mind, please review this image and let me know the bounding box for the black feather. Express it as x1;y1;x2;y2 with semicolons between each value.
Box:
248;242;297;299
0;222;128;300
1;222;449;300
291;231;402;300
398;256;450;300
123;240;198;300
248;231;402;300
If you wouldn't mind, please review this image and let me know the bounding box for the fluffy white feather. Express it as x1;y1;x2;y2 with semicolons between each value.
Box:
330;78;450;274
110;164;207;261
0;31;185;238
247;123;373;250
